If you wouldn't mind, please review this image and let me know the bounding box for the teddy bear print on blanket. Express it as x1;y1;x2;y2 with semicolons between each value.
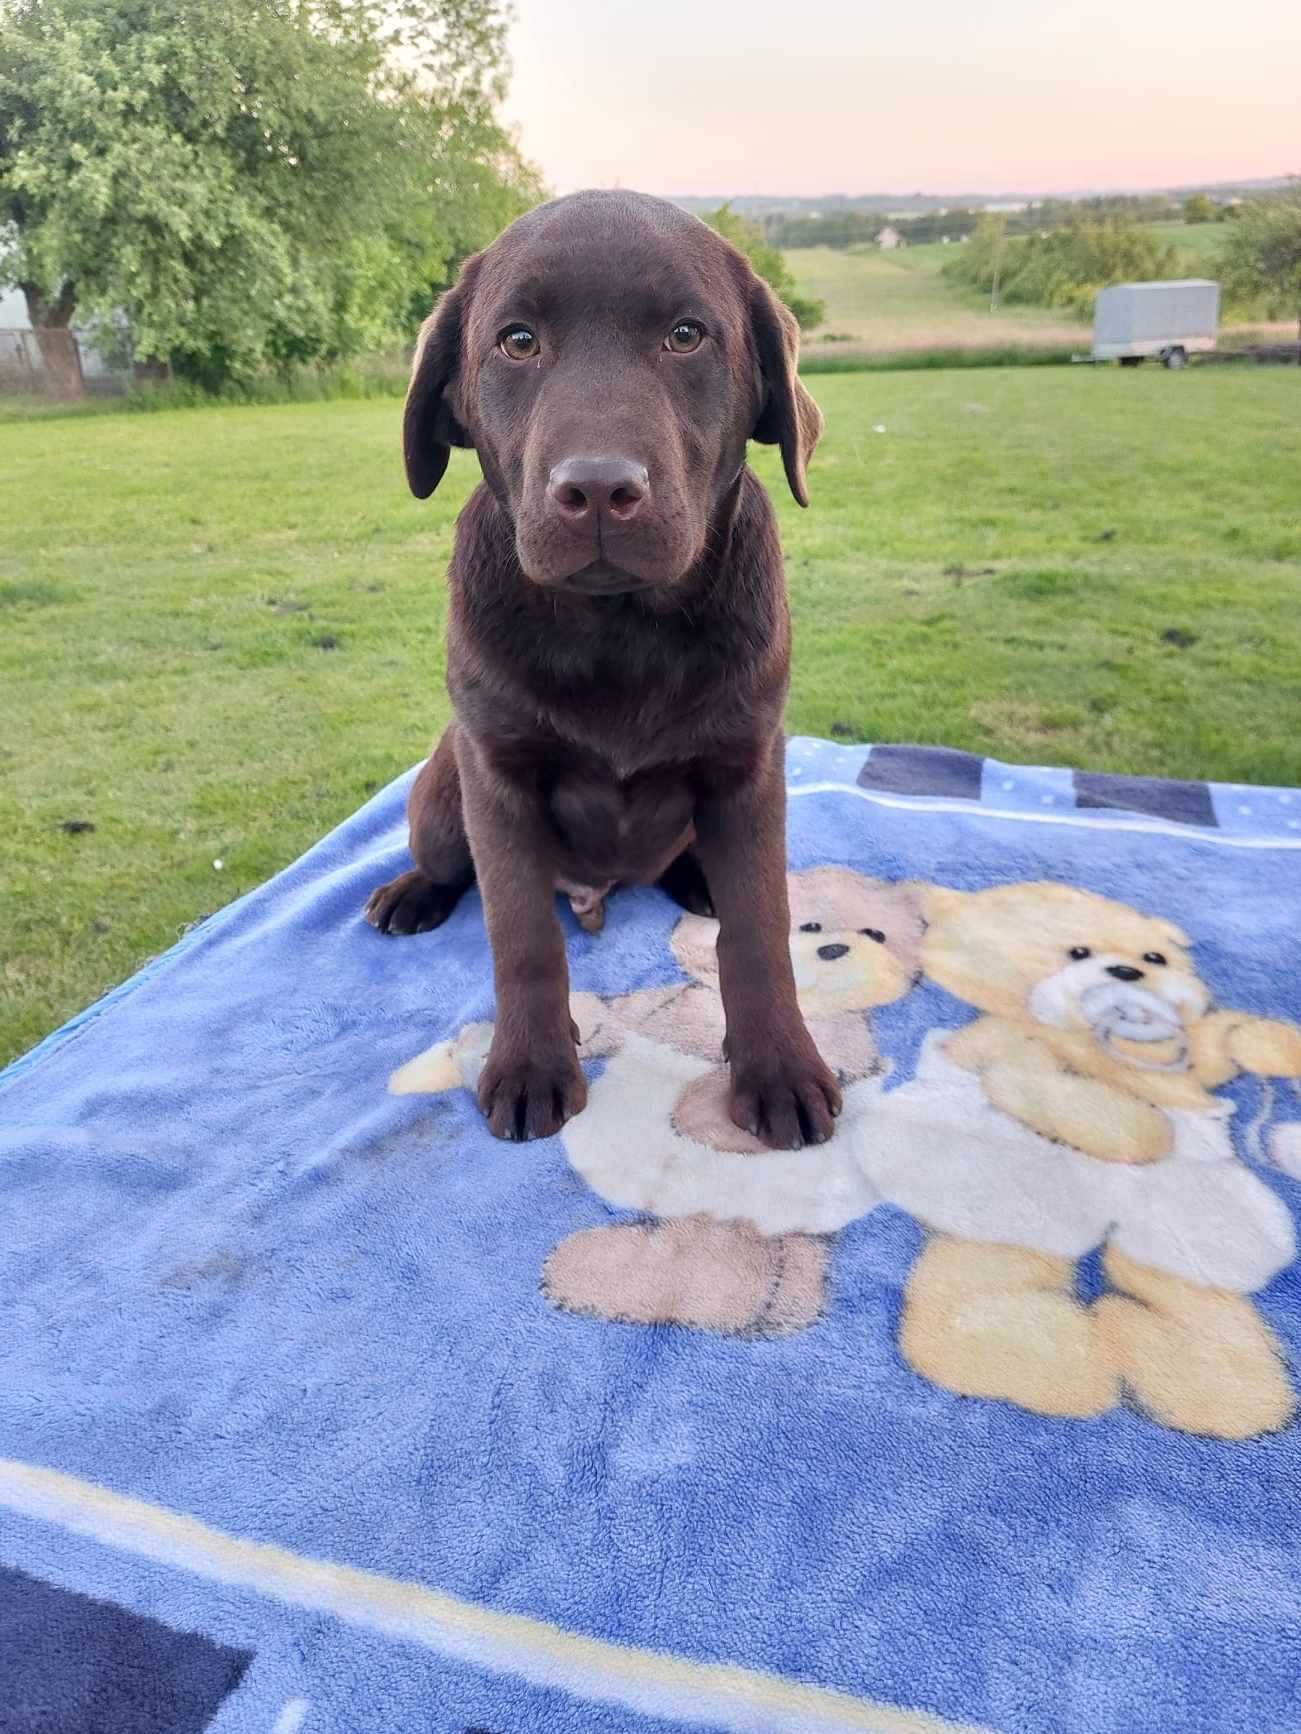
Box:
387;872;1301;1435
389;868;926;1338
860;882;1301;1440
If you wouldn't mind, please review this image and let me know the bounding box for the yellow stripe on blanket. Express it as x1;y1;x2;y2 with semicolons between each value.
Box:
0;1456;981;1734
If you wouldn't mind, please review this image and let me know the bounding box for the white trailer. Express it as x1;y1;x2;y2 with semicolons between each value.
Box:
1091;279;1220;368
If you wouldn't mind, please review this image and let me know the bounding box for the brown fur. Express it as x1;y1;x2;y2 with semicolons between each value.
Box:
364;189;839;1146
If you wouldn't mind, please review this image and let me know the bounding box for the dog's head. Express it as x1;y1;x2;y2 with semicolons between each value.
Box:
402;189;822;596
672;867;925;1018
924;883;1210;1068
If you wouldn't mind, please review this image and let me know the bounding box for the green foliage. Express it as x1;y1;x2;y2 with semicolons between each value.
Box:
774;208;992;251
1182;193;1217;224
1217;187;1301;336
704;204;825;330
771;193;1185;252
768;210;883;250
888;208;983;245
0;0;541;385
951;215;1008;295
1040;192;1181;228
944;215;1182;317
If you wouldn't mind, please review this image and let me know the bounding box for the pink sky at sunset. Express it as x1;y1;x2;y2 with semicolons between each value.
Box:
503;0;1299;197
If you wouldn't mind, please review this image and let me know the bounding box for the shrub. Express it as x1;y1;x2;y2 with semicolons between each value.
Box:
703;205;826;331
944;216;1182;316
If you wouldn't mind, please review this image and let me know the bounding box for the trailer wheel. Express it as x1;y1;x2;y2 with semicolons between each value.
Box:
1119;355;1143;367
1162;346;1187;370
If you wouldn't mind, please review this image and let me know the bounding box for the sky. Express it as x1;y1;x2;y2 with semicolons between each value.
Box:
503;0;1300;198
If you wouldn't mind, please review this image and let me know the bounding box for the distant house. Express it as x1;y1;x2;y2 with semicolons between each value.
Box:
876;226;905;250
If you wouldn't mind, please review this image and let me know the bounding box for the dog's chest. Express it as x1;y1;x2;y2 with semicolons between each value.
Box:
547;762;694;884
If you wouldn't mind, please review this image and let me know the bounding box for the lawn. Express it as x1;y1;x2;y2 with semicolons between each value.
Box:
787;221;1279;359
1146;219;1229;265
790;243;1089;357
3;365;1300;1064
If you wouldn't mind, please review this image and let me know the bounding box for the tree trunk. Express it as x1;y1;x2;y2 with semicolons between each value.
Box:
20;282;84;398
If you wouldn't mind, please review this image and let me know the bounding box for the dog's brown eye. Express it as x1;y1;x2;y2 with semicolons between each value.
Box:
1143;951;1168;966
665;320;704;354
799;921;822;933
1068;946;1092;960
861;928;886;944
499;325;539;360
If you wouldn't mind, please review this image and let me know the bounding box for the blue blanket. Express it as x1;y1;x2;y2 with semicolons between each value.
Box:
4;738;1301;1734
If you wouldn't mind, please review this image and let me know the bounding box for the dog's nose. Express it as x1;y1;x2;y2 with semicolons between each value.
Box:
548;456;649;525
1106;964;1145;982
817;943;850;962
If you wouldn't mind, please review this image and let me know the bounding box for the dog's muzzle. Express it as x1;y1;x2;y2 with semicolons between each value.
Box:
1079;981;1190;1071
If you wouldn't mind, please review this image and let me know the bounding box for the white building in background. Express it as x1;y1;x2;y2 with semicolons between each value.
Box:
876;226;904;250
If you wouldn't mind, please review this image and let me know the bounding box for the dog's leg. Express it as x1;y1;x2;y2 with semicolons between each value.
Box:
656;847;714;917
365;725;474;935
458;734;586;1142
693;741;840;1148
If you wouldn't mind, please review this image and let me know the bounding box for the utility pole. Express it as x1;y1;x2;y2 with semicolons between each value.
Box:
990;222;1005;313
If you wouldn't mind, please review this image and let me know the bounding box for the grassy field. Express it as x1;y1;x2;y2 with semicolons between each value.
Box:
792;244;1089;357
1146;219;1229;263
3;366;1300;1064
788;220;1280;359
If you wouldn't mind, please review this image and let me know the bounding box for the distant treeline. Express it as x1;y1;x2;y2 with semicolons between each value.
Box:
766;209;979;249
767;192;1232;250
942;217;1183;317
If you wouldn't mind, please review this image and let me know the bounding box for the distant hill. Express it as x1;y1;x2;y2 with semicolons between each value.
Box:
673;194;1030;217
671;177;1294;220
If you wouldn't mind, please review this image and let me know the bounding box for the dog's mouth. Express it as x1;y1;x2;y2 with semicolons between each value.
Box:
549;560;657;598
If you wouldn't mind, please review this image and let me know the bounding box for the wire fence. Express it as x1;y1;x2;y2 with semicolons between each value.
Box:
0;327;133;398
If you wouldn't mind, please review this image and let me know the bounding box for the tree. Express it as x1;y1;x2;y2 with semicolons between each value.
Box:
1182;193;1217;224
1217;187;1301;340
704;205;825;331
945;215;1180;318
0;0;540;389
956;215;1008;305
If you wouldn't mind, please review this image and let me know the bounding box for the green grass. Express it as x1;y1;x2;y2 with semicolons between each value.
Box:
1146;219;1228;266
785;223;1279;360
802;343;1074;375
3;367;1300;1064
790;244;1089;358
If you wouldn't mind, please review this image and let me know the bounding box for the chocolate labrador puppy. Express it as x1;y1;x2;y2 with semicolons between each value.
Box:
365;189;841;1148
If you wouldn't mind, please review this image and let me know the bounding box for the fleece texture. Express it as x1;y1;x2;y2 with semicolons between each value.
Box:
2;737;1300;1734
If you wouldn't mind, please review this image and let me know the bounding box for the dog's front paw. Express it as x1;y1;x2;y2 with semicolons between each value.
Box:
477;1040;587;1142
364;870;466;936
729;1044;841;1150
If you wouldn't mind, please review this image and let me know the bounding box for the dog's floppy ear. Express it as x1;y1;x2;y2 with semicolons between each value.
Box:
749;277;823;507
403;254;481;500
